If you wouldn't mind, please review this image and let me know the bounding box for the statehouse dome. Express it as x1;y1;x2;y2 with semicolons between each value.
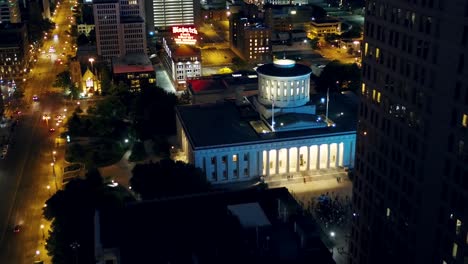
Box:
256;59;312;108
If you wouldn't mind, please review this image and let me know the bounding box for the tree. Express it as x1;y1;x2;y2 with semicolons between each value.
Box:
130;159;211;200
316;60;361;93
67;112;82;135
131;87;177;139
99;68;113;96
76;33;89;46
128;141;147;162
43;169;134;264
53;70;80;99
87;29;96;44
341;24;363;39
324;33;340;43
309;37;320;49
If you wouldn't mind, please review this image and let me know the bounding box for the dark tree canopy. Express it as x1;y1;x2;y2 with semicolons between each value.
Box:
43;169;134;264
131;86;178;139
130;159;211;200
316;60;361;93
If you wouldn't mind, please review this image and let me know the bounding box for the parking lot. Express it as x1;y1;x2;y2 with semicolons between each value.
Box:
201;48;236;67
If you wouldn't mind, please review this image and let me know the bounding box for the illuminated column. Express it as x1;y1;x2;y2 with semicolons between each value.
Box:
286;149;290;173
307;146;311;171
296;147;300;172
336;144;340;167
327;144;331;169
316;146;321;170
266;150;270;177
275;149;280;175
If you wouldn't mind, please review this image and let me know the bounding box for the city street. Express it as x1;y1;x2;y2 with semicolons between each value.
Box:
0;0;76;263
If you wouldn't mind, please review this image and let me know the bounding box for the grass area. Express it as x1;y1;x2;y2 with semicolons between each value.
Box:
65;138;126;168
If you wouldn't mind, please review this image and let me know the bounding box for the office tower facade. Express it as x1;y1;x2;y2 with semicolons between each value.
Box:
0;0;21;23
230;12;272;64
150;0;197;29
351;1;468;264
93;0;146;60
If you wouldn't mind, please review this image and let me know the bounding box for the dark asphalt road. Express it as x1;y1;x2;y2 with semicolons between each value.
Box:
0;0;75;262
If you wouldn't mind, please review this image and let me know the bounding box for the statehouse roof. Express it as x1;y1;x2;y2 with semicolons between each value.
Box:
256;61;312;77
176;92;358;149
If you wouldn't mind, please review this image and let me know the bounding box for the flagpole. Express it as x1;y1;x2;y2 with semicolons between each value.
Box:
325;87;329;126
271;96;275;131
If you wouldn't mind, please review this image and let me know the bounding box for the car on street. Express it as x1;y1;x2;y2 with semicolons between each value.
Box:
13;225;20;233
33;95;39;102
49;128;55;133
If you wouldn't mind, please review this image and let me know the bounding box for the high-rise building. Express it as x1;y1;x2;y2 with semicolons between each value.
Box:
351;1;468;264
149;0;198;29
0;0;21;23
93;0;147;61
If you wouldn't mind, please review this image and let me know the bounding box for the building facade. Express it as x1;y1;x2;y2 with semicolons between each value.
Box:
112;53;155;92
0;0;21;23
176;59;357;184
307;18;341;37
149;0;197;29
351;1;468;264
0;23;28;81
230;13;272;64
161;38;201;90
77;24;95;36
93;0;147;61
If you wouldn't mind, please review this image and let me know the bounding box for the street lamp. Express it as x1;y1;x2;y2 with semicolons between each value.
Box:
88;58;95;73
40;224;45;239
50;162;57;190
46;185;51;195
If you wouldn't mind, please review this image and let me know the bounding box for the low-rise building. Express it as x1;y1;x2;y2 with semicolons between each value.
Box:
94;187;336;264
307;18;341;37
112;53;155;92
77;24;95;36
161;38;202;90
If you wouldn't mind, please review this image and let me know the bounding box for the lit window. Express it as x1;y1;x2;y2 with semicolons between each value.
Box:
361;83;366;94
456;219;462;235
232;154;237;162
377;92;381;103
452;243;458;258
376;48;380;59
462;114;468;127
386;208;391;217
364;42;368;56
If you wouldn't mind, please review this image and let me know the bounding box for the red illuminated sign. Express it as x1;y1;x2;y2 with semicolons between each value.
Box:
172;26;198;45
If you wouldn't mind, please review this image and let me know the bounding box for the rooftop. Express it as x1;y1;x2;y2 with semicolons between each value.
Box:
112;53;154;74
187;72;259;94
98;187;335;264
173;44;201;57
256;59;312;77
176;92;358;149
